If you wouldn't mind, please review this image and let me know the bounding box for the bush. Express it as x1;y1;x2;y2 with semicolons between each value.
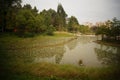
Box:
16;31;35;38
45;25;55;36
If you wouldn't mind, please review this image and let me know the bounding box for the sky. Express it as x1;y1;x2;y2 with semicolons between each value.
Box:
22;0;120;24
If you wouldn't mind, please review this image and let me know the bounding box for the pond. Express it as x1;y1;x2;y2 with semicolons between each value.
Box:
33;36;120;67
1;35;120;68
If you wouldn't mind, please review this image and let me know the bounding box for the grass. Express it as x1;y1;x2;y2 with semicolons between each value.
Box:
0;32;120;80
53;31;74;37
1;60;120;80
0;32;75;50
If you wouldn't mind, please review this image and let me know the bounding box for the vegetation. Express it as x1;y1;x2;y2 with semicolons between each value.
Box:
0;0;120;80
0;34;120;80
67;16;79;32
57;3;67;31
95;18;120;42
79;25;92;34
0;0;119;38
0;0;22;32
0;0;93;37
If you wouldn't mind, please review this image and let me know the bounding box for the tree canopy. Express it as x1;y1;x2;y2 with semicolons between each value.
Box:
95;18;120;41
57;3;67;31
0;0;22;32
67;16;79;32
0;1;119;39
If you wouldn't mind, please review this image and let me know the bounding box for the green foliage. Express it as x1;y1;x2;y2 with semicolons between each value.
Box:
67;16;91;34
1;2;80;36
95;25;108;35
110;18;120;37
67;16;79;33
23;4;32;10
79;25;91;34
35;9;56;35
57;4;67;31
0;0;21;32
15;8;35;37
45;25;55;35
95;18;120;41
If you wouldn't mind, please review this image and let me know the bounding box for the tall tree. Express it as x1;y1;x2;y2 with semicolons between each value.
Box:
23;4;32;10
57;3;67;31
0;0;21;32
32;6;38;16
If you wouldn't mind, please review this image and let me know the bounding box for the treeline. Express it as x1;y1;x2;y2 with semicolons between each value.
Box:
0;0;91;37
95;18;120;41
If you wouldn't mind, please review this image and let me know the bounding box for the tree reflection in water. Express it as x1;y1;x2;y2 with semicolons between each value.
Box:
66;38;78;50
94;44;120;67
3;36;118;67
34;46;65;64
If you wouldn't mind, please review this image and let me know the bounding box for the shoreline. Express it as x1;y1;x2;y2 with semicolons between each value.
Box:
75;34;96;37
94;40;120;47
1;36;77;50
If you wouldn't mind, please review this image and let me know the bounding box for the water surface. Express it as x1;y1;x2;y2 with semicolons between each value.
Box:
34;36;120;67
1;35;119;67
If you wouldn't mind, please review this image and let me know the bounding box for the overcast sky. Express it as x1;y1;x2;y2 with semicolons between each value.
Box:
22;0;120;24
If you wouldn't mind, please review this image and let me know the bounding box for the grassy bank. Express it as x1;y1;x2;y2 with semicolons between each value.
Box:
1;61;120;80
0;32;75;50
54;31;74;37
0;32;120;80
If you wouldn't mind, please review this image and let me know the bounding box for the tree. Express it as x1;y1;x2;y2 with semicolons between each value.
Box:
67;16;79;32
0;0;21;32
23;4;38;17
5;2;22;32
34;9;56;34
110;18;120;40
32;6;38;16
95;24;108;40
57;3;67;31
95;18;120;41
15;8;36;37
79;25;91;34
23;4;32;9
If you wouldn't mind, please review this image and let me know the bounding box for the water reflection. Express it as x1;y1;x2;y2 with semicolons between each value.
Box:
34;37;78;64
3;35;119;67
77;36;98;44
34;46;65;64
94;44;120;66
66;38;78;50
60;36;102;67
34;36;105;67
